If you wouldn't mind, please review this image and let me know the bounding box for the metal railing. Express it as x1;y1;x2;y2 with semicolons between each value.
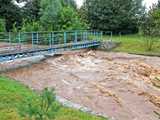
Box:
0;30;103;54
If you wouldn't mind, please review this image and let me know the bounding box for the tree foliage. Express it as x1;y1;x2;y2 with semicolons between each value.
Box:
20;20;42;32
40;0;86;31
58;6;87;30
63;0;77;9
84;0;145;33
0;0;147;33
140;0;160;51
0;0;23;31
40;0;63;31
141;0;160;36
23;0;41;21
0;19;5;32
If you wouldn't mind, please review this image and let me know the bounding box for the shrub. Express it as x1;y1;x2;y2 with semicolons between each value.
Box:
18;88;60;120
21;20;42;32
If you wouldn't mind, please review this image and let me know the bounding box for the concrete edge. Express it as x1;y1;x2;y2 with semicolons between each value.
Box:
56;96;116;120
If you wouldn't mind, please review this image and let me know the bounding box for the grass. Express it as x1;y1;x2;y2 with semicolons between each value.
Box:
103;34;160;56
0;76;106;120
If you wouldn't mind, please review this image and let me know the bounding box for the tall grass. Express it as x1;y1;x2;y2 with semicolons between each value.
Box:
103;34;160;56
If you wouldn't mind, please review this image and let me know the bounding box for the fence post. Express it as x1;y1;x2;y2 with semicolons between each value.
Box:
49;32;52;48
74;31;77;43
52;32;54;46
36;32;39;44
119;32;121;42
81;31;83;42
18;32;21;51
8;32;10;43
86;31;88;41
8;32;11;44
94;30;96;41
100;31;103;41
94;31;96;41
110;31;113;42
18;32;21;44
32;32;34;49
83;31;85;41
64;32;67;45
8;32;12;50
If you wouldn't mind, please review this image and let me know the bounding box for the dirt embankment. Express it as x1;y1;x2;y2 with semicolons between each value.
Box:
3;50;160;120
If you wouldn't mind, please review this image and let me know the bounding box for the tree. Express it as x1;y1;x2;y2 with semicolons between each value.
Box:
140;1;160;50
78;5;89;25
58;6;87;30
22;0;41;21
40;0;63;31
141;0;160;36
63;0;77;9
0;19;5;32
84;0;145;34
40;0;86;31
0;0;24;31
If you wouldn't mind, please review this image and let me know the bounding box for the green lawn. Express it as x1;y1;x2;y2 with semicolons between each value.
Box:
0;76;106;120
103;34;160;56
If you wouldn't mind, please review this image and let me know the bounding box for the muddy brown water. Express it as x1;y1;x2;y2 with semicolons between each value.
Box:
3;50;160;120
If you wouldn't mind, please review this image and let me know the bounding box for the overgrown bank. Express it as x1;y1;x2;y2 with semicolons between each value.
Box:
0;76;106;120
103;34;160;56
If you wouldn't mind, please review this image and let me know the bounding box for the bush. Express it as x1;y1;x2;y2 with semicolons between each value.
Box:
12;20;42;32
21;20;42;32
18;88;60;120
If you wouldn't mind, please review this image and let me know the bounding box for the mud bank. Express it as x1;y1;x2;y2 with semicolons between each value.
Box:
3;50;160;120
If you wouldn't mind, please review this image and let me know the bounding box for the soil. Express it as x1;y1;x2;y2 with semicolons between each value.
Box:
3;50;160;120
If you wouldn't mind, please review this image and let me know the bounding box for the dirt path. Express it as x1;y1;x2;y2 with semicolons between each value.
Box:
4;50;160;120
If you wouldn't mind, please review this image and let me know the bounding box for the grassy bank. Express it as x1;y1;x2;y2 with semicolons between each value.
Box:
103;34;160;56
0;76;106;120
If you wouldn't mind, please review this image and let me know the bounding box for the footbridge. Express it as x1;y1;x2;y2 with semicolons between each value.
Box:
0;30;102;62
